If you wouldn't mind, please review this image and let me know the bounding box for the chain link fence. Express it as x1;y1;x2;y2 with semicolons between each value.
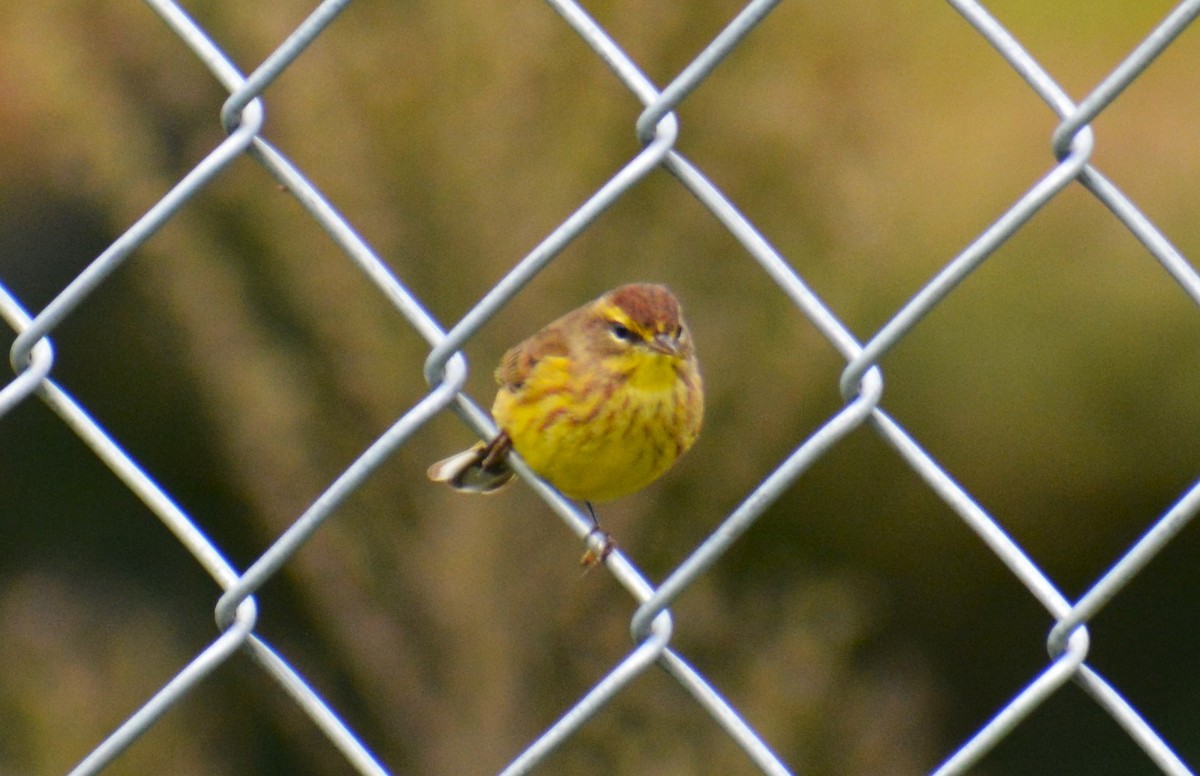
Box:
2;0;1200;773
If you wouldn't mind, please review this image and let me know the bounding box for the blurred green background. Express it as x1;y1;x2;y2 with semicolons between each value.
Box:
2;1;1200;774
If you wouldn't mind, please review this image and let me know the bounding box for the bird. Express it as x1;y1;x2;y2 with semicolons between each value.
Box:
428;283;704;563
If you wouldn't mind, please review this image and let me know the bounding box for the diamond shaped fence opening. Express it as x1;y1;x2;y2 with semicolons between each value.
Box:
2;1;1200;774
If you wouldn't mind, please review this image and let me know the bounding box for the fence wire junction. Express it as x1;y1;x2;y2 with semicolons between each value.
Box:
3;0;1200;774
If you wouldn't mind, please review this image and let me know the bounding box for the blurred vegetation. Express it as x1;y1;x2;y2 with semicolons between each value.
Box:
2;0;1200;774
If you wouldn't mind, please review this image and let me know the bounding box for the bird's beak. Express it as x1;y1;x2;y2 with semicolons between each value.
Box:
647;333;680;356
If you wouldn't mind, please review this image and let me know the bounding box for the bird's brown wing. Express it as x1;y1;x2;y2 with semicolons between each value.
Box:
494;319;573;391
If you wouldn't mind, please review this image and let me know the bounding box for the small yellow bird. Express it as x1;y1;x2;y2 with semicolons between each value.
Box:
428;283;703;553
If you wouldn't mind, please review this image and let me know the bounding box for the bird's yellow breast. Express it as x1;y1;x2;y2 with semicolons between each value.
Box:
492;352;701;502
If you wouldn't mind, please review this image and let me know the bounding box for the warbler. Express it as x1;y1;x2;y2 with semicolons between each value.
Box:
428;283;703;512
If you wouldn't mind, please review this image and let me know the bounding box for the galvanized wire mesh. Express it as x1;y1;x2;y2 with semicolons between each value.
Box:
3;0;1200;773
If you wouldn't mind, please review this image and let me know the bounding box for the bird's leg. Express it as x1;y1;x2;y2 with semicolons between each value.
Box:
579;501;616;569
478;431;512;474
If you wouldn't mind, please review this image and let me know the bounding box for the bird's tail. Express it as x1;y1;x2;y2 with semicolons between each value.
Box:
426;435;515;494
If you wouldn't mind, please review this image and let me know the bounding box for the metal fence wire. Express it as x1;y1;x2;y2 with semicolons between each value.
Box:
3;0;1200;773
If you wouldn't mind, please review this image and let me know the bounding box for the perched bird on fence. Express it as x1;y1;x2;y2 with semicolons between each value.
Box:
427;283;704;563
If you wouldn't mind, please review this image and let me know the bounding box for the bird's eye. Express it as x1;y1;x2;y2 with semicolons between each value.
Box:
609;322;638;343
